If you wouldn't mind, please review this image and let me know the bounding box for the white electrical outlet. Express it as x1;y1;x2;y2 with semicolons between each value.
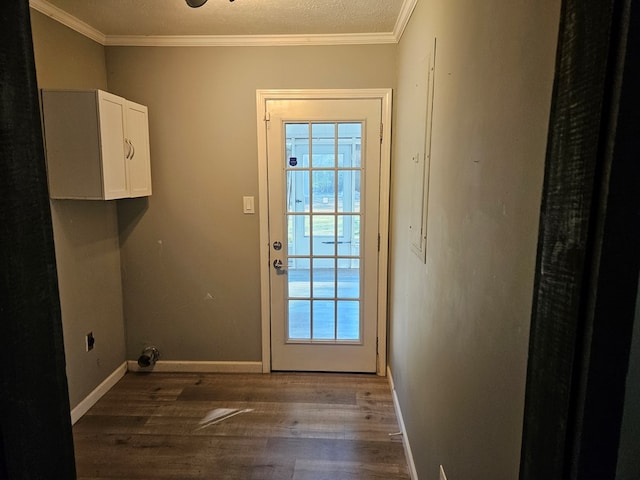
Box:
439;465;448;480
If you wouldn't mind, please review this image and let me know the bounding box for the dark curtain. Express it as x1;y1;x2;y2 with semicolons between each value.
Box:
0;1;76;478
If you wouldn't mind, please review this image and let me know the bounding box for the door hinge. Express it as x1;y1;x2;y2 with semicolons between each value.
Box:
379;123;383;143
378;233;381;251
264;111;270;122
376;337;379;353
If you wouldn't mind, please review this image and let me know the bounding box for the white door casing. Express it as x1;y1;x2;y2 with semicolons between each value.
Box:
256;89;392;375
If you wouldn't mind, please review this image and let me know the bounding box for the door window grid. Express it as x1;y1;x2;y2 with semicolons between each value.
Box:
285;122;363;343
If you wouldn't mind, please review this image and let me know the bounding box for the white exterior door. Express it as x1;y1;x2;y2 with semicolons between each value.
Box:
263;96;384;372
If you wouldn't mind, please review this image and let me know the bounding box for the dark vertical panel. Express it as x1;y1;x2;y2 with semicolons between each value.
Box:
0;1;76;478
575;0;640;477
0;433;6;480
519;0;616;476
616;280;640;480
520;0;639;478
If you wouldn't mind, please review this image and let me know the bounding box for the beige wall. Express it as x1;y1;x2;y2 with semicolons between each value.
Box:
389;0;560;478
105;45;396;361
30;10;126;409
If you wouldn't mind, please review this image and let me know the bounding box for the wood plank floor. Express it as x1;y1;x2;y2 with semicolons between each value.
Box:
73;372;410;479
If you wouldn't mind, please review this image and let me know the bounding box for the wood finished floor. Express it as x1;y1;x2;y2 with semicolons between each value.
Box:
73;372;410;479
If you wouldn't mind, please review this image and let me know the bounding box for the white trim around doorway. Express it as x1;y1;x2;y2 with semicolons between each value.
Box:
255;89;392;375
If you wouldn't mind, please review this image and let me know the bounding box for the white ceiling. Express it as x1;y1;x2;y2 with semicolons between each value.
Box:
30;0;416;46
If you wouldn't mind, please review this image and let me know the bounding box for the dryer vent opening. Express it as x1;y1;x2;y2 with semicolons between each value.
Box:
137;346;160;368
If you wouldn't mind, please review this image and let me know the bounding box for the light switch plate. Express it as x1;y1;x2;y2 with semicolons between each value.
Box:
243;196;255;214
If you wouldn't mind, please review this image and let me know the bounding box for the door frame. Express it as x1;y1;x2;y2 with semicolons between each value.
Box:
256;89;392;375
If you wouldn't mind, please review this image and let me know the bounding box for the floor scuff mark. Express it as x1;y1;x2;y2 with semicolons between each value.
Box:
196;408;253;431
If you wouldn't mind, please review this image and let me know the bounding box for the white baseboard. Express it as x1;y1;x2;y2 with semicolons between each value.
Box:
388;366;419;480
126;360;263;374
70;361;127;425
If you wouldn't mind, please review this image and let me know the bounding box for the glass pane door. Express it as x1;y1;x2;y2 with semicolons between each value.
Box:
266;95;382;373
285;122;363;343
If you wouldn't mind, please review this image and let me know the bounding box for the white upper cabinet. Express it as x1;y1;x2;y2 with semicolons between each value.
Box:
41;89;152;200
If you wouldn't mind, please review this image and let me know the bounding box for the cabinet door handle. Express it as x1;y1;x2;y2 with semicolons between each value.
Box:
130;140;135;159
124;139;132;159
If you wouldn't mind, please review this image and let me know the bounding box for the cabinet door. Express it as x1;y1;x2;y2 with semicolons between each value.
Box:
98;91;128;199
125;101;152;197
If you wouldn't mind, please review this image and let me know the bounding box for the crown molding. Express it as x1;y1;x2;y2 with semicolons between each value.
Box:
30;0;416;47
29;0;106;45
104;32;398;47
392;0;418;42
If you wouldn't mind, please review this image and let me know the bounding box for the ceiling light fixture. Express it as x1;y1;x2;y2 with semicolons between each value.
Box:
186;0;234;7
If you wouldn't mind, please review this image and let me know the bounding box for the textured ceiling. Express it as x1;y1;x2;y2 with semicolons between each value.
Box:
38;0;406;37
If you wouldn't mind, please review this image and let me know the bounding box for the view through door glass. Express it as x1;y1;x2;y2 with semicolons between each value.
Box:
286;122;362;342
